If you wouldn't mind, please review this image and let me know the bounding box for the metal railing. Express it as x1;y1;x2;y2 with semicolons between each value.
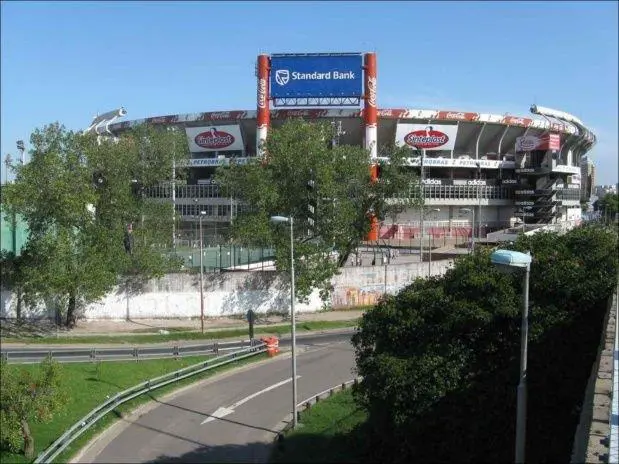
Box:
33;343;266;463
1;339;257;364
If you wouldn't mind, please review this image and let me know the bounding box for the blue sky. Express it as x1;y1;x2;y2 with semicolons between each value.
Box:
1;1;617;184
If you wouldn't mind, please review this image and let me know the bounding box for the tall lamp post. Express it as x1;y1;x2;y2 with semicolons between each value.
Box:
199;211;206;334
425;207;440;277
490;249;532;464
459;208;475;252
270;215;298;428
419;149;425;265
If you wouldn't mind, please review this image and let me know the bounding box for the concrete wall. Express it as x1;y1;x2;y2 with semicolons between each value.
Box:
570;287;617;464
0;259;454;320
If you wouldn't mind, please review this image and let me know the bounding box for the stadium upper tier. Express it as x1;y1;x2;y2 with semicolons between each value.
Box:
106;107;596;161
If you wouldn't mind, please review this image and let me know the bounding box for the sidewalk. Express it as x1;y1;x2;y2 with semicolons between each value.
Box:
0;309;364;347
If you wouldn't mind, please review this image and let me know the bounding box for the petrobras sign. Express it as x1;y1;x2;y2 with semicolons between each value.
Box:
270;54;363;99
405;157;515;169
396;124;458;151
181;157;252;168
185;125;244;153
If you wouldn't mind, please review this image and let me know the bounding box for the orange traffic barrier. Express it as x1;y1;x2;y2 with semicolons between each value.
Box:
260;336;280;357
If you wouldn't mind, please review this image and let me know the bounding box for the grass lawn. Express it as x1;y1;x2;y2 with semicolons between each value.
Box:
1;320;358;345
1;352;269;464
271;389;369;463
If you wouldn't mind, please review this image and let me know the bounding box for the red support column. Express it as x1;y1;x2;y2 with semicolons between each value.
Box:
256;54;270;160
365;52;379;241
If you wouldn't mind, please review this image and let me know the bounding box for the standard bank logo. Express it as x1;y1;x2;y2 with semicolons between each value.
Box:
275;69;290;86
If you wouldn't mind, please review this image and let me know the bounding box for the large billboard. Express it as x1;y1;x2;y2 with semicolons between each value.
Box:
395;123;459;151
270;54;363;99
185;125;244;153
515;133;561;152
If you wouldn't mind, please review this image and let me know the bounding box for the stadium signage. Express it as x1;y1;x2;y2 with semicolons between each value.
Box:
405;157;515;169
182;157;251;167
195;129;235;149
396;124;458;151
185;125;244;153
270;54;363;99
515;133;561;152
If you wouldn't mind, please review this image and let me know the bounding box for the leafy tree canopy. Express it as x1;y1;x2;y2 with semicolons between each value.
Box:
215;119;421;302
1;122;188;326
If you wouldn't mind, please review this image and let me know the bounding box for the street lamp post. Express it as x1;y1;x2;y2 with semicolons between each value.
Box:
419;150;425;265
426;207;440;277
270;215;298;428
490;249;532;464
199;211;206;334
459;208;475;252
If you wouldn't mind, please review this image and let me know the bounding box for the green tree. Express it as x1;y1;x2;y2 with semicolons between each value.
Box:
0;356;67;459
216;119;421;302
1;122;188;326
351;223;618;462
352;249;521;460
595;192;618;221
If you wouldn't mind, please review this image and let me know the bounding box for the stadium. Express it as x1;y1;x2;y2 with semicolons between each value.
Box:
86;53;598;252
96;104;596;247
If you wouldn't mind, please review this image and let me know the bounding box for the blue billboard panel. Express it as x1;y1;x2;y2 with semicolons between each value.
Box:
270;54;363;99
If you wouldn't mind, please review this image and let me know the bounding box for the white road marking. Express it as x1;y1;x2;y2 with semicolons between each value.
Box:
201;375;301;424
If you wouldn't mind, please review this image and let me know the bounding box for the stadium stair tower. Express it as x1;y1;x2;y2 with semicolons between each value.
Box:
514;149;564;225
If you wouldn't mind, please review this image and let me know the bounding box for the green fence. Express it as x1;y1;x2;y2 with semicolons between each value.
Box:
0;207;28;256
172;245;276;272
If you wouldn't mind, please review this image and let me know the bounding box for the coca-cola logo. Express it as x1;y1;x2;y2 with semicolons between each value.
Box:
257;78;267;109
404;126;449;149
209;112;231;120
367;76;377;108
194;128;235;149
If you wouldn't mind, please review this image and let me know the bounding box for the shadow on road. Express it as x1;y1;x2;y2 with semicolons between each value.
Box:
148;396;279;434
145;441;275;463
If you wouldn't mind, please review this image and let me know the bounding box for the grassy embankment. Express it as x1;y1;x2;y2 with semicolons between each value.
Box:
1;352;270;464
270;389;368;463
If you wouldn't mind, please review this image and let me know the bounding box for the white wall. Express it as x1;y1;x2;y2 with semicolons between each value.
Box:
0;259;454;320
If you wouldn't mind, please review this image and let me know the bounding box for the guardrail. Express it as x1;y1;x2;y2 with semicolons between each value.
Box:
34;343;266;463
1;339;256;364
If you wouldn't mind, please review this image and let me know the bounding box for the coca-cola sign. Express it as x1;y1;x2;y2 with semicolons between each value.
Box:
367;76;377;108
257;78;267;109
185;125;244;153
437;111;479;122
404;127;450;149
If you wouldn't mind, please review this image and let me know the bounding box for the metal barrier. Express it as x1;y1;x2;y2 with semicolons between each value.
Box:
33;343;266;463
1;339;254;364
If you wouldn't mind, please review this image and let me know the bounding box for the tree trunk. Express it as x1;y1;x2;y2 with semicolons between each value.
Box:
65;292;77;328
21;418;34;460
16;286;22;321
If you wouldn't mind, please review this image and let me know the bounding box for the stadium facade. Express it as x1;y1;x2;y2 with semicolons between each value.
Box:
91;53;597;246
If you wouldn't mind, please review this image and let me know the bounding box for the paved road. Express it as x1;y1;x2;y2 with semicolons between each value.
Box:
76;337;356;463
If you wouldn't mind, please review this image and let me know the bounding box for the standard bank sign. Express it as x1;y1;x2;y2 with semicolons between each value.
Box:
270;54;363;99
